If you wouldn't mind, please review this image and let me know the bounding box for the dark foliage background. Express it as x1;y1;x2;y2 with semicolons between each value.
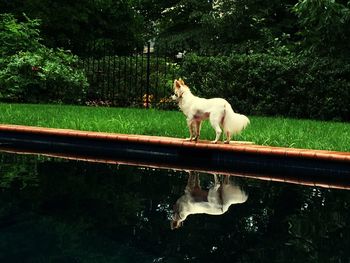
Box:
1;0;349;120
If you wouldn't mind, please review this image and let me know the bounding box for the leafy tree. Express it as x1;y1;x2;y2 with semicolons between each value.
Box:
153;0;214;52
132;0;169;40
0;0;145;55
0;13;41;56
293;0;350;56
149;0;300;55
0;14;88;103
201;0;299;54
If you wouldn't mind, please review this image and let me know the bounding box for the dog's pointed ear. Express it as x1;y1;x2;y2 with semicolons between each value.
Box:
179;78;185;85
174;79;181;89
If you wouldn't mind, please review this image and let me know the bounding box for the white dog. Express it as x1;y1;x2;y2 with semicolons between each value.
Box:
172;79;250;143
171;172;248;229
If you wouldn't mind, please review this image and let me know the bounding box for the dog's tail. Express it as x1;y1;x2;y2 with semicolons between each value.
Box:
223;103;250;136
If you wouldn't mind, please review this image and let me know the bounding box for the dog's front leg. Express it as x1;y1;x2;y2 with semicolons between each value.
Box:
194;120;201;141
186;119;195;141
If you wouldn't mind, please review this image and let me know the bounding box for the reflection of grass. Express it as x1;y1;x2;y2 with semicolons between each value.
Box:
1;103;349;151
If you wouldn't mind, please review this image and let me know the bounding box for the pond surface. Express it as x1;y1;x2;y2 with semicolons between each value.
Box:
0;152;349;262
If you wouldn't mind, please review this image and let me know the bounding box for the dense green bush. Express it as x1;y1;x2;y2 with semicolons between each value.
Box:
181;53;350;121
0;14;88;104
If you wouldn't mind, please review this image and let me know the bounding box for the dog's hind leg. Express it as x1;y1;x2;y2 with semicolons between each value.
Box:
209;114;222;144
224;131;231;144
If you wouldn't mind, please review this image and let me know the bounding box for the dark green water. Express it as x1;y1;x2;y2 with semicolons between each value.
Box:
0;152;349;263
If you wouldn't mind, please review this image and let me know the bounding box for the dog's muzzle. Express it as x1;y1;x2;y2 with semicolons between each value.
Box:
171;94;180;102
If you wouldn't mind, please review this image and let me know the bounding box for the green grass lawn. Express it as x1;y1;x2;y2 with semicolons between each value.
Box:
0;103;349;151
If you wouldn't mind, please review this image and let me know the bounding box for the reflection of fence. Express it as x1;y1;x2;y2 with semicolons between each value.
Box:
82;43;180;108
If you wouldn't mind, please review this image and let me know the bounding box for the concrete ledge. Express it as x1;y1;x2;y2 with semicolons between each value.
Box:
0;124;349;179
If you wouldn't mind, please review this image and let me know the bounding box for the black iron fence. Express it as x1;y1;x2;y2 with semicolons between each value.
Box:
81;42;180;109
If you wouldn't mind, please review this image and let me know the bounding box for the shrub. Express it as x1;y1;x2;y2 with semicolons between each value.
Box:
180;53;350;121
0;14;88;104
0;13;41;56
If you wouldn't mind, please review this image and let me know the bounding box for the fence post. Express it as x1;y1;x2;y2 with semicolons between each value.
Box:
146;42;151;108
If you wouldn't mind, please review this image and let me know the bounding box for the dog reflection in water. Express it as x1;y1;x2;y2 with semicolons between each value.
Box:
171;172;248;229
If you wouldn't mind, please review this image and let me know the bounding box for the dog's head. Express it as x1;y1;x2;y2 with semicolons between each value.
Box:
171;78;189;101
170;203;186;230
